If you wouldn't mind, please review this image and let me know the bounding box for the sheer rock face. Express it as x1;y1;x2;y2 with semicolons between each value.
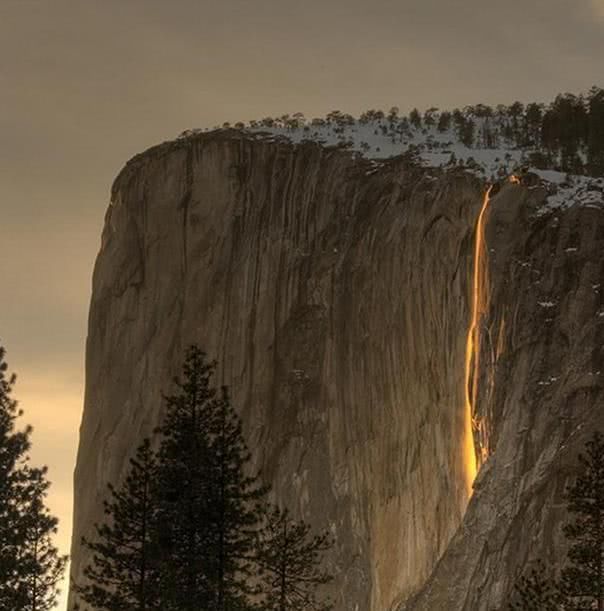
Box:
69;131;603;610
70;132;480;610
403;182;604;610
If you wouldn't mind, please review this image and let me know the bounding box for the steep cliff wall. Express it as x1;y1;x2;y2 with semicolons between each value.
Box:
403;179;604;610
70;130;603;610
70;131;483;609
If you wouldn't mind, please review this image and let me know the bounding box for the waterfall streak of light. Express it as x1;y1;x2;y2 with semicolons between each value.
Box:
462;185;493;497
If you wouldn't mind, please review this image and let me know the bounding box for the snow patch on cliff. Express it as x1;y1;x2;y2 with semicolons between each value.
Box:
179;115;525;180
178;117;604;218
534;175;604;217
243;120;524;181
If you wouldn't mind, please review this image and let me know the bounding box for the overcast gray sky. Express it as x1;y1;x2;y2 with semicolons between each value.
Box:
1;1;603;607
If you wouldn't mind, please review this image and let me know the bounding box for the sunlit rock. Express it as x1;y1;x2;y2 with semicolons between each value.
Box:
69;130;604;610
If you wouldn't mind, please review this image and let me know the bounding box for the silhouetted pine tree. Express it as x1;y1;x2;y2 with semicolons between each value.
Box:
508;561;563;611
437;111;451;133
204;385;267;610
409;108;422;129
542;93;588;172
0;345;67;610
0;345;30;606
154;346;265;611
523;102;544;147
153;348;218;609
559;431;604;610
587;86;604;176
256;506;333;611
509;431;604;611
76;346;335;610
508;101;525;141
76;438;160;611
18;468;67;611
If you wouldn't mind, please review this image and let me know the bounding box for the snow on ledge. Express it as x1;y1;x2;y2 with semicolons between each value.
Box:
177;119;604;217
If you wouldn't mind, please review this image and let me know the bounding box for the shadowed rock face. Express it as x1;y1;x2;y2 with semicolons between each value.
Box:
403;182;604;610
69;131;603;610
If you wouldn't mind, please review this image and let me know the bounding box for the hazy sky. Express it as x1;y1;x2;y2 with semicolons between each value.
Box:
1;1;603;608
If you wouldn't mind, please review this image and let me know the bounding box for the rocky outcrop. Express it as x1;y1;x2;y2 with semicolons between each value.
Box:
403;179;604;610
69;131;603;610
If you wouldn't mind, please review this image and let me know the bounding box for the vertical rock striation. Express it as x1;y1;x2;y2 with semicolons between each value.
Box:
403;179;604;610
70;131;483;610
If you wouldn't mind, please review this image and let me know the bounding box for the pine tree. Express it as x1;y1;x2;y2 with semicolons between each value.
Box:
76;438;160;611
153;347;218;609
0;345;67;610
18;468;67;611
459;117;475;148
154;346;265;610
559;431;604;610
204;385;266;610
437;111;451;133
77;346;334;610
0;345;31;603
509;431;604;610
508;101;525;140
409;108;422;129
256;506;333;611
542;93;588;173
508;561;563;611
587;86;604;176
524;102;544;147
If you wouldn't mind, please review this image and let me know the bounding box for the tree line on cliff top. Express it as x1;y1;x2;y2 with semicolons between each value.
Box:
217;86;604;176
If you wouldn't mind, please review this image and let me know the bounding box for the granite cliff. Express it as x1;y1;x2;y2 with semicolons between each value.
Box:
69;130;604;610
402;174;604;609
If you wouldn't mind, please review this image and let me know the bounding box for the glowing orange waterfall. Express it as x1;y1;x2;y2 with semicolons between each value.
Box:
462;185;493;497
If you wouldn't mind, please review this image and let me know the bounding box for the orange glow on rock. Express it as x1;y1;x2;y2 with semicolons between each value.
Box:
463;185;492;497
